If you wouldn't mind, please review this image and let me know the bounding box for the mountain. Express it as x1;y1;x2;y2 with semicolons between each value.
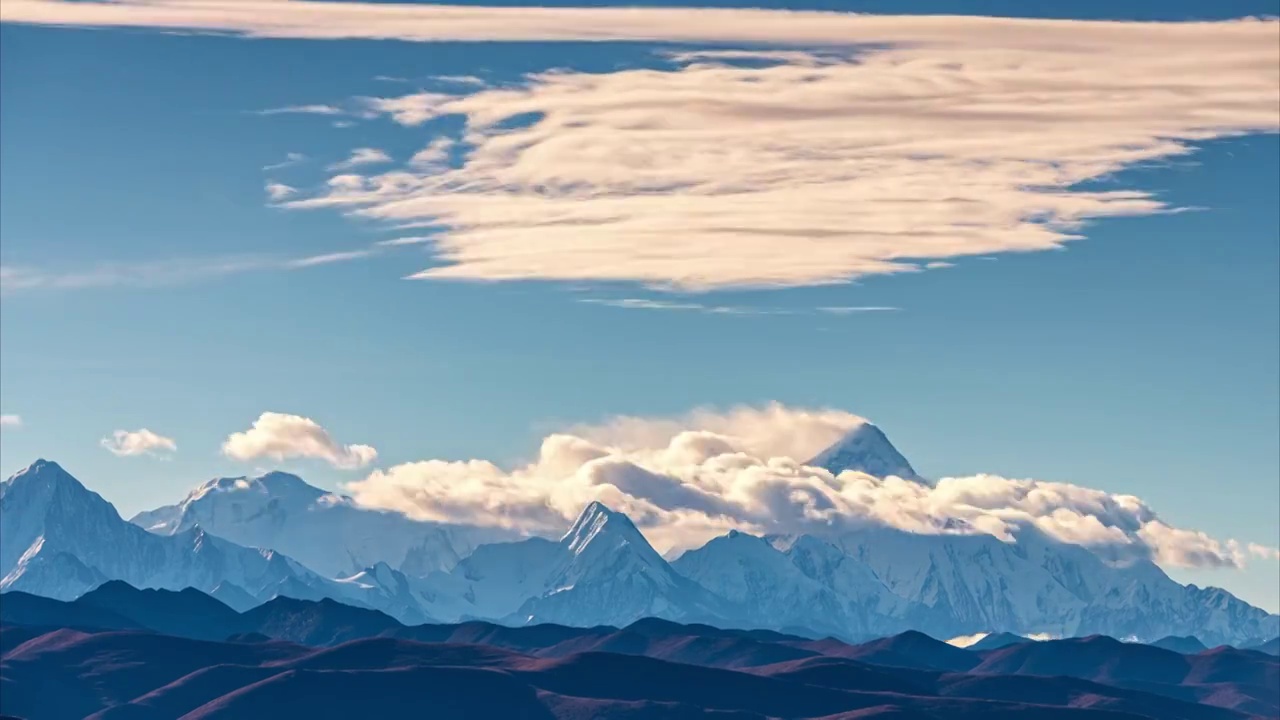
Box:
333;561;434;625
672;530;902;640
131;471;508;578
826;524;1278;647
805;421;921;481
420;502;728;627
6;459;1276;647
1152;635;1211;655
803;629;982;672
76;581;244;641
5;606;1267;720
0;461;439;624
1247;636;1279;655
1;461;321;601
968;632;1035;651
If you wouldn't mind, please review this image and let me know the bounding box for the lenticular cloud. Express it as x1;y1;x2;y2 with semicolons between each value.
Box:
345;404;1270;571
287;18;1279;290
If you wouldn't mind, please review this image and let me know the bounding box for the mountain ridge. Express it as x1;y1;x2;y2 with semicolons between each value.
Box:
4;458;1277;646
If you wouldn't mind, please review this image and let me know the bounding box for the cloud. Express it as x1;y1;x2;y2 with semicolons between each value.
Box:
263;152;307;171
816;307;899;315
0;415;21;428
284;249;377;268
277;19;1276;290
4;2;1270;48
361;92;454;127
255;104;345;116
1;247;384;294
265;182;297;201
100;428;177;457
1248;543;1280;562
222;411;377;469
433;75;486;87
0;256;276;294
374;235;434;247
345;404;1258;570
579;298;894;316
8;7;1274;291
328;147;392;171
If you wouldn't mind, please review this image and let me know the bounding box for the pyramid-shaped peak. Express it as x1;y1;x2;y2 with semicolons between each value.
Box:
6;458;74;484
807;421;921;481
561;501;643;554
2;459;104;505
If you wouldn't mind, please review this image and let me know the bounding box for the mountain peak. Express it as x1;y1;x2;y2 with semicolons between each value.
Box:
5;459;75;487
561;500;638;554
187;470;326;505
806;422;921;481
1;459;110;512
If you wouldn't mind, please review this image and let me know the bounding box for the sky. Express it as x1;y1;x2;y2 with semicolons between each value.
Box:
0;1;1277;610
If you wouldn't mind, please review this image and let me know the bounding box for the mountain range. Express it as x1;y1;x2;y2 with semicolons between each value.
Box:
2;423;1277;646
3;581;1277;720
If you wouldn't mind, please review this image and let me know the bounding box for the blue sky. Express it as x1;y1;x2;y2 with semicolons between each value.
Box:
1;1;1278;609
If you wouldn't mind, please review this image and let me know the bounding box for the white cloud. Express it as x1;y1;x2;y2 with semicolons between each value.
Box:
408;137;453;168
1248;543;1280;561
4;2;1269;49
0;414;22;428
100;428;177;457
277;20;1276;290
265;182;297;201
285;249;376;268
816;307;899;315
433;75;486;87
328;147;392;171
255;104;345;116
345;404;1265;570
8;6;1275;291
374;235;434;247
223;411;377;469
361;92;454;127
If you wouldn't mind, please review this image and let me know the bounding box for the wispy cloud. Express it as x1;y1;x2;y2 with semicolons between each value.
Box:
263;152;307;171
254;103;344;116
816;306;899;315
581;298;707;312
328;147;392;171
284;249;377;268
374;235;434;247
0;256;275;294
265;181;297;201
432;74;486;87
1;249;382;294
274;18;1276;290
579;298;894;316
5;4;1277;293
0;414;21;429
100;428;177;457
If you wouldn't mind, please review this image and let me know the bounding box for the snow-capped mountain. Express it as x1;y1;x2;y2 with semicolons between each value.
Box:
1;460;325;601
131;471;510;579
806;422;922;481
672;530;901;639
420;502;727;627
4;458;1275;646
0;460;437;624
